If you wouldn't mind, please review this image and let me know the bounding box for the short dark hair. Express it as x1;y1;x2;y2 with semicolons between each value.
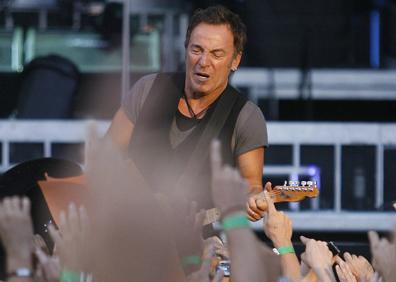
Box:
184;5;247;54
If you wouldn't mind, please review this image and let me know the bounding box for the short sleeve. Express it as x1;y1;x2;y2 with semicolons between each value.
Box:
233;101;268;156
121;73;157;123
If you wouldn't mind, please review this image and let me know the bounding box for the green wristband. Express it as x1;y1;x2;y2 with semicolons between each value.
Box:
222;214;250;231
277;246;295;255
60;271;80;282
181;255;201;267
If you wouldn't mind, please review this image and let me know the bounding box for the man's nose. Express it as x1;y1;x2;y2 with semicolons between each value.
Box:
198;53;210;67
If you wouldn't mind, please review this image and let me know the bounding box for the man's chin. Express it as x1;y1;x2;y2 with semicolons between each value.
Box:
191;84;211;95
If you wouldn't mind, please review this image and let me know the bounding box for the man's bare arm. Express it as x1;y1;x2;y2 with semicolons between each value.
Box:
237;147;264;190
237;147;266;221
105;108;134;152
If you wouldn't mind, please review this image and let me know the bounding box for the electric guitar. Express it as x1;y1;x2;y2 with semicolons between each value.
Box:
204;180;319;225
38;174;318;226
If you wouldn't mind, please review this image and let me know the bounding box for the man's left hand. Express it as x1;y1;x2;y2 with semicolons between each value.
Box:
246;182;271;221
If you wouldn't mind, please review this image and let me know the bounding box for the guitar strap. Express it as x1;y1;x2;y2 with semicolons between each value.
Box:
175;84;239;194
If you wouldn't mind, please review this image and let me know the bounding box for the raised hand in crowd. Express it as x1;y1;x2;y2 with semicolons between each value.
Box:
32;234;60;282
32;234;49;256
84;132;178;282
335;256;357;282
169;198;206;275
210;140;281;282
186;243;224;282
154;191;206;277
359;271;382;282
210;140;247;216
301;266;320;282
203;236;229;262
0;197;34;282
34;247;60;282
263;190;300;282
368;228;396;282
300;236;336;282
341;252;375;281
48;203;92;279
202;237;231;281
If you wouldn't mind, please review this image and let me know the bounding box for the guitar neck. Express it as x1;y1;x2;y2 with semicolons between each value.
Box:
203;182;319;225
203;189;274;226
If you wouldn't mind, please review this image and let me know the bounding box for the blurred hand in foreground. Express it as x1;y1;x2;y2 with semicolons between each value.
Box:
368;228;396;282
0;197;34;276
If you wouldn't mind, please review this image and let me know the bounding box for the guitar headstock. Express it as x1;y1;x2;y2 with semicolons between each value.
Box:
270;180;319;203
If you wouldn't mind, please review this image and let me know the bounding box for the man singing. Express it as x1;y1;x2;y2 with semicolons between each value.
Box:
106;5;268;221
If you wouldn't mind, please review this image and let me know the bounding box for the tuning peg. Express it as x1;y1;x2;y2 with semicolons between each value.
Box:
284;180;288;186
307;181;313;186
301;181;306;186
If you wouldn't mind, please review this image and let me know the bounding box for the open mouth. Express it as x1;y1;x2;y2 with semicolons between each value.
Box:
195;72;210;79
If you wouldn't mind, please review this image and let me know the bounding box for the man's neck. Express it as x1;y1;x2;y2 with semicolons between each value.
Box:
183;84;228;109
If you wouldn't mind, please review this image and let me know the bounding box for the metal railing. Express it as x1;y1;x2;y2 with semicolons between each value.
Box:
0;120;395;231
0;120;109;171
231;68;396;102
261;122;396;231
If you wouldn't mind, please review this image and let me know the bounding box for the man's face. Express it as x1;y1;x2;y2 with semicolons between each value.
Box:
185;23;241;97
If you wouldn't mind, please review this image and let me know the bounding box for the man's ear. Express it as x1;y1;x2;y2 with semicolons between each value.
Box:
231;52;242;71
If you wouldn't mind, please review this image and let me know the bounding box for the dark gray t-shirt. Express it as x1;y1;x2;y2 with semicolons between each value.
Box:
121;74;268;156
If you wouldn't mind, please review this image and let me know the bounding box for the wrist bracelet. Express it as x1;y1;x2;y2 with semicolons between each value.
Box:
60;271;80;282
222;214;250;231
221;206;246;219
181;255;201;267
7;267;32;278
60;270;93;282
277;246;295;255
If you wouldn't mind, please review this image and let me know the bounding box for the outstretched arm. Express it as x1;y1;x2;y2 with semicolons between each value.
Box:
300;236;336;282
211;141;281;282
263;190;300;282
0;197;34;282
237;147;267;221
105;108;134;152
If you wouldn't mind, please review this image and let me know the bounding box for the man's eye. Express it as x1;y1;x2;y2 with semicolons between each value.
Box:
213;52;224;58
191;49;201;54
